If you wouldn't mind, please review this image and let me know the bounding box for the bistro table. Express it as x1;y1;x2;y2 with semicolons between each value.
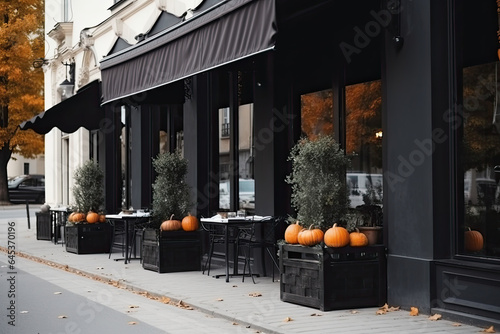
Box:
106;211;150;264
200;215;271;282
49;206;70;245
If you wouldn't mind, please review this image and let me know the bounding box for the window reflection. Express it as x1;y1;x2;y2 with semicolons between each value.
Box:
218;104;255;214
300;89;334;138
346;80;383;210
462;61;500;258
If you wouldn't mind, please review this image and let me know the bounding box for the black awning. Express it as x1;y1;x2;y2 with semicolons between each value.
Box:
20;80;103;134
100;0;276;105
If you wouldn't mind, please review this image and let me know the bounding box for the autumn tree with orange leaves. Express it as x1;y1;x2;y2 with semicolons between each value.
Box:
0;0;44;204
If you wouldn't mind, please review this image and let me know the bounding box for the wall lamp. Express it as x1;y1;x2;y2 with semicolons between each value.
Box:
57;60;75;101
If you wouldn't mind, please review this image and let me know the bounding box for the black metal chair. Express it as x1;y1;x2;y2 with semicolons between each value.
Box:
238;216;285;283
201;220;241;276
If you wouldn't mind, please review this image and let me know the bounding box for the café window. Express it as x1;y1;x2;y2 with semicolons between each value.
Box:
345;80;383;211
458;0;500;259
300;82;383;216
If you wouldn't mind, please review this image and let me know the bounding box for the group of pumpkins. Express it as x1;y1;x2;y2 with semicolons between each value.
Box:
67;211;106;224
160;213;199;232
284;222;369;247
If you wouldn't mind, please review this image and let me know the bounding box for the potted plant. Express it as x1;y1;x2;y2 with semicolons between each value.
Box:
142;150;202;273
65;160;111;254
280;135;386;311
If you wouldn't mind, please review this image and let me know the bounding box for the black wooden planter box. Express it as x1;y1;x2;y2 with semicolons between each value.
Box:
65;223;112;254
142;228;202;273
36;212;52;240
280;244;387;311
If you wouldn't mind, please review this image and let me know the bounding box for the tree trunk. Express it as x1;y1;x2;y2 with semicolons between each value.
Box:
0;143;12;205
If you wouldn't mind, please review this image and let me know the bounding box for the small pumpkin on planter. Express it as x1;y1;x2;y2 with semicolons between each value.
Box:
160;214;182;231
324;223;350;248
464;227;483;252
284;221;302;244
349;228;369;247
86;211;99;224
182;213;199;231
297;225;324;246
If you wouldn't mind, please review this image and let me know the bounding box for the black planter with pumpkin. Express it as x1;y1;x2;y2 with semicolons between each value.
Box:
142;151;201;273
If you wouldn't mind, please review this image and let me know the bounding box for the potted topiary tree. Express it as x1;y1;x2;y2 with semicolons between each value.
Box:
280;135;386;311
141;150;201;273
65;160;111;254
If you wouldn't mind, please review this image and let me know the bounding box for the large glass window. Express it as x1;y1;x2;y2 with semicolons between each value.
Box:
345;80;383;211
218;104;255;214
458;0;500;259
300;82;383;215
461;62;500;258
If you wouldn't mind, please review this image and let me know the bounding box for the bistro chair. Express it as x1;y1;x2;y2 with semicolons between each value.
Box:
238;216;285;283
201;219;241;276
108;219;126;259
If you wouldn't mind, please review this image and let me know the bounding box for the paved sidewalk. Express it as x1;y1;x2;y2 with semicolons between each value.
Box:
0;206;489;333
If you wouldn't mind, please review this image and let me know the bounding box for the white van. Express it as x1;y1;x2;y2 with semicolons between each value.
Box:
347;173;383;208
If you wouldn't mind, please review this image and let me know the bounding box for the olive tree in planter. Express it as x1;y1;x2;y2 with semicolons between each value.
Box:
281;135;386;311
142;150;201;273
65;160;111;254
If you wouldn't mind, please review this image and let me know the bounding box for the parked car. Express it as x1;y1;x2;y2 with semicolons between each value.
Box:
347;173;383;208
8;174;45;204
219;178;255;211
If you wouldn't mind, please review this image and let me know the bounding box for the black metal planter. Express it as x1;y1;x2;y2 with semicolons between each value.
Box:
141;228;202;273
36;212;52;240
279;243;387;311
65;223;112;254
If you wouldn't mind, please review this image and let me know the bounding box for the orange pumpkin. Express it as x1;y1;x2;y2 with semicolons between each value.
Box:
465;228;483;252
324;223;350;248
284;222;302;244
67;212;76;222
297;225;324;246
349;228;369;247
160;214;182;231
73;212;86;223
86;211;99;224
99;214;107;223
182;213;199;231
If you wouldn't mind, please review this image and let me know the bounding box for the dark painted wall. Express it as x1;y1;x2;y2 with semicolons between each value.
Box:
383;0;438;312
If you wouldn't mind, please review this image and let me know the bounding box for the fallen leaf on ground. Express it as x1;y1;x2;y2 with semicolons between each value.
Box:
161;296;170;304
232;322;238;325
232;285;238;287
283;317;293;322
350;310;359;314
376;309;387;315
249;292;262;297
177;300;194;310
216;298;224;301
429;314;442;321
128;305;139;309
410;307;419;316
128;321;137;325
452;323;462;327
482;326;496;333
54;292;62;295
58;315;67;319
310;313;322;316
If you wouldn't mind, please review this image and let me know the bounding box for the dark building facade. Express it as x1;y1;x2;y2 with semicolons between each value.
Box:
95;0;500;327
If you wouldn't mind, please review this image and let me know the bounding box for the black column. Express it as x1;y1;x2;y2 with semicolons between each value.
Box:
103;104;122;214
184;74;219;217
